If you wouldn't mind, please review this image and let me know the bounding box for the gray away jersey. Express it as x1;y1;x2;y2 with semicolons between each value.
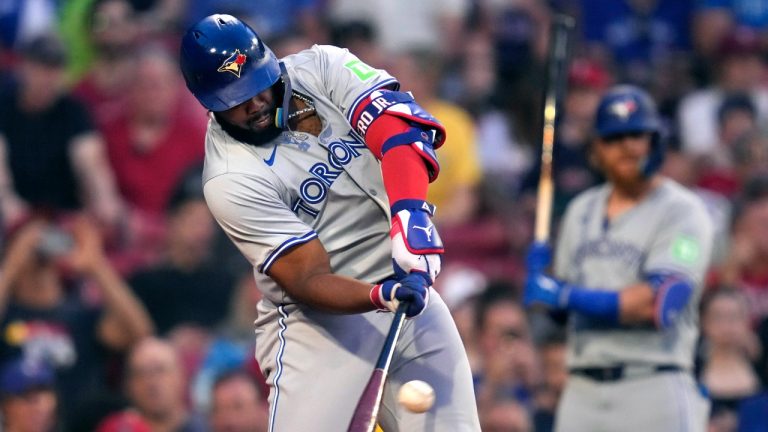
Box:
203;45;399;305
554;179;714;369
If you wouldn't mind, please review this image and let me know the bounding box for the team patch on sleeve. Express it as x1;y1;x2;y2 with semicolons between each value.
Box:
344;59;378;82
671;235;700;264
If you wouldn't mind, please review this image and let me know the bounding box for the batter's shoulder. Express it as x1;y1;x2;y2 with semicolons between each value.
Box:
655;179;714;234
282;45;349;70
658;179;708;214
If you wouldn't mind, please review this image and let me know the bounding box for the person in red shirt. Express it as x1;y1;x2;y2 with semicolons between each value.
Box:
100;46;207;216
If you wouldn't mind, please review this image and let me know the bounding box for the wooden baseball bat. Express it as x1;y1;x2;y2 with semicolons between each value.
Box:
347;302;408;432
535;14;575;243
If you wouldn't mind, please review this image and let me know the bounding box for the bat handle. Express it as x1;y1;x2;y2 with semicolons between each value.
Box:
376;302;407;369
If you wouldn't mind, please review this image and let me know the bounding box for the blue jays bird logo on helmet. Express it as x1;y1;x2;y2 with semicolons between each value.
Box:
217;49;247;77
608;98;637;121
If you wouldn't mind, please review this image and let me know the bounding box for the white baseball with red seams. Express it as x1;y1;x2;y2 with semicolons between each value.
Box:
398;380;435;413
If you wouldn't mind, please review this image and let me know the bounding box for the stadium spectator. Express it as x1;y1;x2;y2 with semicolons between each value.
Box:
0;33;124;229
717;175;768;322
729;130;768;191
457;31;497;115
0;357;58;432
209;369;269;432
72;0;142;128
695;0;768;36
388;50;482;227
0;215;153;426
478;396;532;432
678;28;768;159
473;282;538;409
184;0;325;43
520;57;609;219
326;0;469;59
100;46;206;217
436;266;486;372
329;20;385;69
0;0;57;50
128;167;235;336
96;410;152;432
532;332;567;432
578;0;694;85
122;337;206;432
699;289;761;432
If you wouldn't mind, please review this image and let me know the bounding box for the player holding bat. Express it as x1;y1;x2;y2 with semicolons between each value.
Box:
524;85;714;432
179;14;479;431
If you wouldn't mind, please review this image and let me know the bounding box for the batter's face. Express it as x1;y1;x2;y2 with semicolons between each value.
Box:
217;88;277;132
594;132;652;185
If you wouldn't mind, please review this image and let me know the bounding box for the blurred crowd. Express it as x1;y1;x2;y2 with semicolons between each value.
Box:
1;0;768;431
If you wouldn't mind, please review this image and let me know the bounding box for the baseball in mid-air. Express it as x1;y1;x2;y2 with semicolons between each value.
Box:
398;380;435;413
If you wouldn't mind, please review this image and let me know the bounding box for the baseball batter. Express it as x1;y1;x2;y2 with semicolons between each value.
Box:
179;15;480;431
525;85;713;432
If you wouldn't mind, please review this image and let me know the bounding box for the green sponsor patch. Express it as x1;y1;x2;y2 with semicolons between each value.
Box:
344;59;377;81
671;235;700;264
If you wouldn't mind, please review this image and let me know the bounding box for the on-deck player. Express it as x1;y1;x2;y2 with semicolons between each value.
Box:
179;15;480;431
524;85;713;432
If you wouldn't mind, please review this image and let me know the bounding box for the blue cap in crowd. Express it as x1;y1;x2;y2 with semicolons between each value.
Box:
0;358;55;398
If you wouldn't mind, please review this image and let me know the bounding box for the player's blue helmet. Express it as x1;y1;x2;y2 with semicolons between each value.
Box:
594;84;664;176
180;14;282;112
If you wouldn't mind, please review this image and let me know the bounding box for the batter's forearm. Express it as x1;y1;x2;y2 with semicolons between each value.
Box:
617;283;656;325
566;283;668;327
284;272;376;314
268;238;381;313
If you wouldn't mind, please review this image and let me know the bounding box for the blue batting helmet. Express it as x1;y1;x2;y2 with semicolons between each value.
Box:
180;14;282;112
594;84;664;176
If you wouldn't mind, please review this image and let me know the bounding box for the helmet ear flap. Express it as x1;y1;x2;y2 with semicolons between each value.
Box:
641;131;665;176
274;62;292;130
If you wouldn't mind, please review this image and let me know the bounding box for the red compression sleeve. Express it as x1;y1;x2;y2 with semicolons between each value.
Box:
360;108;428;204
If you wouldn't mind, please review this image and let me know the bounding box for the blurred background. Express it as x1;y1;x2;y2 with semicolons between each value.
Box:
0;0;767;431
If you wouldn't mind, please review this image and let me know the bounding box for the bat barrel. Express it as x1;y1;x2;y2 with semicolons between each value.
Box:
535;14;574;243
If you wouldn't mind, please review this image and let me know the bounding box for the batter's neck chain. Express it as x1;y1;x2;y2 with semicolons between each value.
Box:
286;91;316;121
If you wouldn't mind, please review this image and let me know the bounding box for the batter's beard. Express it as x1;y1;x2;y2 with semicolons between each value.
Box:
216;81;286;146
609;170;655;197
216;113;282;146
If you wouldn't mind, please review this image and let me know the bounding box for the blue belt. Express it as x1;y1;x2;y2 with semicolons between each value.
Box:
570;364;683;382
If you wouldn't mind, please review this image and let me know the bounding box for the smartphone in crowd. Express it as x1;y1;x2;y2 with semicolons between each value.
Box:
37;225;74;259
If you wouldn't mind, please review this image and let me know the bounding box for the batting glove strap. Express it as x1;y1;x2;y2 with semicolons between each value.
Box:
390;199;436;216
370;275;429;317
370;281;397;311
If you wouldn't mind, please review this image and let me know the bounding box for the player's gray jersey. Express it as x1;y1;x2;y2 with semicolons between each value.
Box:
202;45;399;304
554;179;714;369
